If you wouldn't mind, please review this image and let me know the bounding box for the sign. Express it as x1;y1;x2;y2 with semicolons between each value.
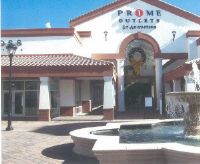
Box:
117;9;162;30
145;97;153;108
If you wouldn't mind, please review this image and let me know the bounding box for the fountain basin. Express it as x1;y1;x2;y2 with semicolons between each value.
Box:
70;120;200;164
166;92;200;136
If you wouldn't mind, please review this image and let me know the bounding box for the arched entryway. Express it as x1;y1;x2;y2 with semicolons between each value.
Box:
124;40;155;113
117;33;163;116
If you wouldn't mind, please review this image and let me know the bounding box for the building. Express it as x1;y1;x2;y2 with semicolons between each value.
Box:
1;0;200;121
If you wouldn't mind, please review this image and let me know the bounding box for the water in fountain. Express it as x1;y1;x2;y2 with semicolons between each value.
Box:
166;60;200;137
189;62;200;91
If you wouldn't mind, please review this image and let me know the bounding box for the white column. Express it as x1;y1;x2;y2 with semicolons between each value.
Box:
155;58;162;115
103;76;115;109
173;79;181;92
117;59;125;112
59;79;75;107
39;77;50;110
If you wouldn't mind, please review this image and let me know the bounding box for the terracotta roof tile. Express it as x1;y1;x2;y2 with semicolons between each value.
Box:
1;54;115;77
1;54;113;67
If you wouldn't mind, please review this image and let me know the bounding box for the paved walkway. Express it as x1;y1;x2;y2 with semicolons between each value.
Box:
2;120;107;164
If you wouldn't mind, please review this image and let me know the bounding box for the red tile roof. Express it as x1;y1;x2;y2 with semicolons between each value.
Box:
1;54;112;67
1;54;114;77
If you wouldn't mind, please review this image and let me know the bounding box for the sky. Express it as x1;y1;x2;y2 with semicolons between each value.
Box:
1;0;200;29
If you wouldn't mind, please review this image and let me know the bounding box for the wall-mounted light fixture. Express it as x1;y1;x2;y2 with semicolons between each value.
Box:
1;40;5;46
104;31;108;41
172;31;176;42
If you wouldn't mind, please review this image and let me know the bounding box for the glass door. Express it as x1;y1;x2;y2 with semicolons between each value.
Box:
14;91;24;116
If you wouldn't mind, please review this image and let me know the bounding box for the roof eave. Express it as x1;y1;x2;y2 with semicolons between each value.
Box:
1;28;75;37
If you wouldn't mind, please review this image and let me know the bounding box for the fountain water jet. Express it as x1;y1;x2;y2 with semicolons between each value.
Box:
166;60;200;137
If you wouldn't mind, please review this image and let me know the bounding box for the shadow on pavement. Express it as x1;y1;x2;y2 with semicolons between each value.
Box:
42;143;99;164
32;122;107;136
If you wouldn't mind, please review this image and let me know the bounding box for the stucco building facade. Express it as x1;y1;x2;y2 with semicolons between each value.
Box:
1;0;200;120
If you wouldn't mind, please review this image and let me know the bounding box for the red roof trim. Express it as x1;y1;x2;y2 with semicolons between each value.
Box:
1;69;113;78
186;30;200;38
142;0;200;25
92;53;188;60
1;28;75;37
164;64;192;82
70;0;200;27
70;0;137;27
161;53;188;59
77;31;91;37
197;38;200;46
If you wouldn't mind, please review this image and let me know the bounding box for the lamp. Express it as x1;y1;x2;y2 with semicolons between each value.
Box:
172;31;176;41
6;41;18;56
1;40;22;131
104;31;108;41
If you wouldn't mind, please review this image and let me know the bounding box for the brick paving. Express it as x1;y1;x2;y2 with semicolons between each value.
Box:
2;120;107;164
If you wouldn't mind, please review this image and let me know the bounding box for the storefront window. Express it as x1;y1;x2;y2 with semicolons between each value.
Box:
3;81;9;90
2;92;9;114
3;81;24;90
25;91;39;116
13;81;24;90
2;79;61;117
49;79;59;91
25;81;40;90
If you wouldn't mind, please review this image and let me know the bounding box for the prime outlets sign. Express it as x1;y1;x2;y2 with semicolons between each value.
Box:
117;9;161;30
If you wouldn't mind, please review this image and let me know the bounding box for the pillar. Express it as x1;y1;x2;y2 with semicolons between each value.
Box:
38;77;50;121
81;80;91;113
103;76;115;120
173;79;181;92
59;79;76;116
155;58;163;115
117;59;125;112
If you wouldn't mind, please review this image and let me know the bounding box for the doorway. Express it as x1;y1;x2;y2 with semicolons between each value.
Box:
124;39;155;113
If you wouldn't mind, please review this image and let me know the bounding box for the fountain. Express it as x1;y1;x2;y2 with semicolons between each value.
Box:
166;61;200;137
70;61;200;164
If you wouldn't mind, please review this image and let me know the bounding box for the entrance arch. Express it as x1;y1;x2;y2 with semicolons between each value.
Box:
119;32;161;59
117;32;163;115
